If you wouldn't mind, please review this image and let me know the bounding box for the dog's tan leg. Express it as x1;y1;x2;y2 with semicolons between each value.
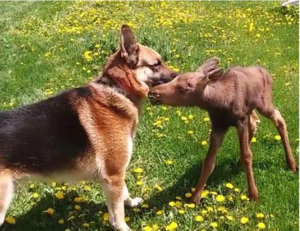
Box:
237;118;258;200
0;173;14;226
190;128;227;204
123;184;143;207
100;175;130;231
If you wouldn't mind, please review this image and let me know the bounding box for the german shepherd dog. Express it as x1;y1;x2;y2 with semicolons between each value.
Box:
0;25;177;231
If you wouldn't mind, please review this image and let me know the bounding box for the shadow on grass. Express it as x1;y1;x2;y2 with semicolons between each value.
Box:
144;157;243;210
3;157;280;231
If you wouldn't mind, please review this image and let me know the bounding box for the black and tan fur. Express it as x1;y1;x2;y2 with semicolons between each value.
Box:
0;25;177;231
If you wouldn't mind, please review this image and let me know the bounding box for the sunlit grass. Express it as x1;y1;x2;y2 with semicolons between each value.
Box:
0;1;298;231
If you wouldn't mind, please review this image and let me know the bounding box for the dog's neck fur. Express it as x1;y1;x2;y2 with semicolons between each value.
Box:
93;51;144;112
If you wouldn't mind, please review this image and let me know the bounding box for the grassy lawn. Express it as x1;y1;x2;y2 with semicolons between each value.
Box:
0;1;299;231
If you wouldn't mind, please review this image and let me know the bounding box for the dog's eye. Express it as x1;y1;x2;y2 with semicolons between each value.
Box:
153;60;161;67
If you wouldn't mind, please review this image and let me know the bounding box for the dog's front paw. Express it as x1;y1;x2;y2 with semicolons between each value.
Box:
125;197;143;207
114;223;131;231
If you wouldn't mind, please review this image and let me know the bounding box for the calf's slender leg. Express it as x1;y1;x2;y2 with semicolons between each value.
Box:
237;118;258;200
190;127;228;204
258;107;296;172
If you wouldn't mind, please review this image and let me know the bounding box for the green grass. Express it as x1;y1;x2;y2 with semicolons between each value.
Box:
0;1;298;231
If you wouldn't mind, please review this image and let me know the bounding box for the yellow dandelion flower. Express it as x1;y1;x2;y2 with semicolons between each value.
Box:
251;137;257;143
191;188;196;192
58;219;64;224
181;116;187;121
234;188;241;193
103;213;109;221
125;217;130;222
240;195;249;201
195;215;203;222
241;217;249;224
226;183;234;189
188;131;194;135
169;201;176;207
56;191;64;200
216;195;226;202
175;201;182;208
188;115;194;119
203;117;210;122
32;192;39;198
44;208;55;215
201;141;208;146
156;210;163;215
186;203;195;208
256;213;265;218
142;204;149;208
74;196;85;203
201;209;208;215
83;51;93;62
210;222;218;228
134;167;143;173
226;215;233;221
178;209;185;214
166;160;173;165
275;135;281;141
166;221;178;230
257;222;266;229
29;184;35;189
144;226;152;231
175;196;182;200
74;205;81;210
201;190;209;198
136;181;143;186
185;192;192;198
5;217;16;224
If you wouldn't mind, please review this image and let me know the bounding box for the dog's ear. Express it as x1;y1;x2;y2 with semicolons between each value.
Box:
120;25;139;66
197;57;220;74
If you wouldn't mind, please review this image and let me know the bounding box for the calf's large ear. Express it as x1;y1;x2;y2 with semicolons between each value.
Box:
120;25;139;66
207;67;223;81
197;57;220;74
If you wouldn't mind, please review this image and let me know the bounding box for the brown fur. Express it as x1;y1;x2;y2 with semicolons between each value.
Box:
149;57;297;204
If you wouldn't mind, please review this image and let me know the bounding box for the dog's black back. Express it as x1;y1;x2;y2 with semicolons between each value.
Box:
0;88;92;174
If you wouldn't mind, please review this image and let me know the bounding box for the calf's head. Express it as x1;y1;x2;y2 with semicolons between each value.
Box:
149;57;223;106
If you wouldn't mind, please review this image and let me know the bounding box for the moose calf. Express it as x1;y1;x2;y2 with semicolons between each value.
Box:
149;57;297;204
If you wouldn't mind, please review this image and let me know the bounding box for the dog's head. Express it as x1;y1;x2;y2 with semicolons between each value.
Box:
104;25;178;98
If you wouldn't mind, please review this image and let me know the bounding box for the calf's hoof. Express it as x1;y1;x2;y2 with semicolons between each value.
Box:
188;193;201;205
249;192;259;201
